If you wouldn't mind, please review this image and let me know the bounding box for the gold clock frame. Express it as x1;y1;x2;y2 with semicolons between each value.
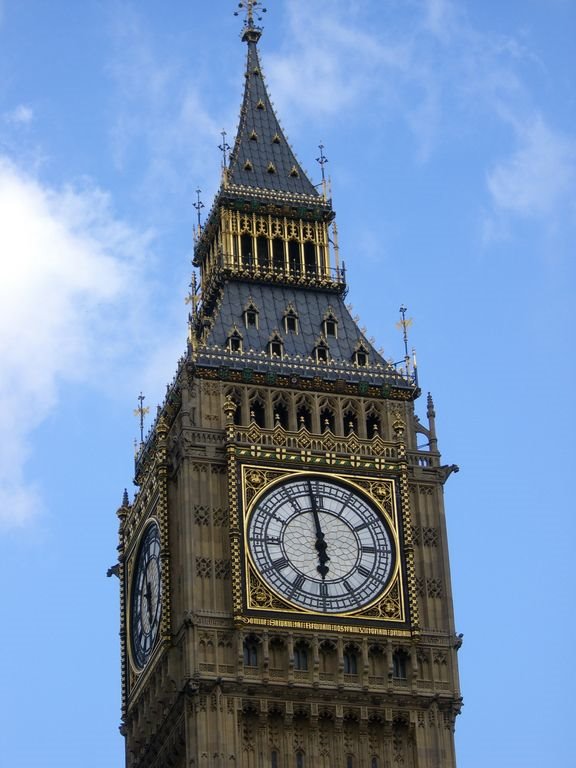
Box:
229;459;413;635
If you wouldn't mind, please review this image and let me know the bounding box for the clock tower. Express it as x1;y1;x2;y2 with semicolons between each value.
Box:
115;7;463;768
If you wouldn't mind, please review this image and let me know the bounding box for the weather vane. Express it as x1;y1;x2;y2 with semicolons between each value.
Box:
395;305;416;375
193;188;205;231
234;1;267;28
134;392;150;444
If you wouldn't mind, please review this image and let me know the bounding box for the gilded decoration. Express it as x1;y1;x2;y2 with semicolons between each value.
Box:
233;461;409;629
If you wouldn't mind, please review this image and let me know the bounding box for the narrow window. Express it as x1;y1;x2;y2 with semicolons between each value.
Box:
228;332;242;352
393;649;408;680
284;313;298;333
324;318;336;337
243;640;258;667
294;645;308;671
316;346;328;363
250;399;266;428
257;236;269;271
245;309;257;328
271;751;279;768
274;401;289;429
346;757;354;768
288;240;300;275
371;759;379;768
241;233;253;268
296;404;312;431
269;338;283;358
273;238;285;272
296;752;304;768
355;350;368;366
344;650;358;675
304;242;317;276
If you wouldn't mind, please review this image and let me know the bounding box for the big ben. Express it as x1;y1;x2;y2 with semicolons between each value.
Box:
115;4;463;766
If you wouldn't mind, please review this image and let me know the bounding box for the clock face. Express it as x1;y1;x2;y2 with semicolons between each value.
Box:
247;476;395;614
130;522;162;670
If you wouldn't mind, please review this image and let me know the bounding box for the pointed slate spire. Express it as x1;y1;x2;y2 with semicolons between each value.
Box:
227;22;319;198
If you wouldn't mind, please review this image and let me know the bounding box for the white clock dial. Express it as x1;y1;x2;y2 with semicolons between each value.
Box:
247;476;395;614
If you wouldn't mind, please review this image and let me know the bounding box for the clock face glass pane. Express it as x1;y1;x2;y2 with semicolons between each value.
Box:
247;476;395;614
130;522;162;669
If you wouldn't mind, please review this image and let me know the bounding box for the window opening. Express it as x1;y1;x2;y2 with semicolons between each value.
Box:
257;236;270;271
245;309;258;328
273;238;285;273
366;412;381;436
288;240;300;276
393;649;408;680
243;639;258;667
294;644;308;671
274;401;289;430
250;399;266;428
296;403;312;431
241;234;253;269
271;751;279;768
304;242;317;276
343;650;358;675
296;752;304;768
320;407;335;433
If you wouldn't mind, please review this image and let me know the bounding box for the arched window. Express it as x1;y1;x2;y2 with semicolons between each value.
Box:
366;410;381;437
294;643;308;671
346;757;354;768
371;758;379;768
393;649;409;680
241;233;253;268
257;236;270;271
268;333;284;359
322;310;338;338
343;407;358;435
250;397;266;428
273;399;289;429
320;406;335;433
304;241;316;276
288;240;300;276
296;400;312;431
243;638;259;667
296;751;305;768
284;305;299;333
227;329;243;353
271;750;279;768
273;238;285;273
343;649;358;675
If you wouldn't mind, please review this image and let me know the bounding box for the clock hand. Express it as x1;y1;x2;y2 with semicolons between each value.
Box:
145;579;153;625
307;480;330;578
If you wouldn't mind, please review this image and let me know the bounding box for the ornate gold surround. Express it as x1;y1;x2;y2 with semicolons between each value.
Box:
228;454;413;634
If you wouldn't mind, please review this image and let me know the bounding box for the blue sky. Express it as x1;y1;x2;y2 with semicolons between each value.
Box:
0;1;574;766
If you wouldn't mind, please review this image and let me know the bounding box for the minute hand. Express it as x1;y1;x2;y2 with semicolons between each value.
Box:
308;481;330;578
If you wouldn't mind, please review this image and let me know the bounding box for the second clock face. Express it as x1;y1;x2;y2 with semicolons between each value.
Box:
130;522;162;670
247;475;395;614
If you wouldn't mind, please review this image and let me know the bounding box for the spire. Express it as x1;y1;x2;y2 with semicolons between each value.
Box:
227;8;319;199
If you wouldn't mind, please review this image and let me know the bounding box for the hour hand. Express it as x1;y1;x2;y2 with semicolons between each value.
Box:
145;580;153;624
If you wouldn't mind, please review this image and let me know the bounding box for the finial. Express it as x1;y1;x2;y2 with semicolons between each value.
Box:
234;1;266;43
218;129;230;168
193;188;205;234
122;488;130;507
134;392;150;444
316;142;328;198
395;305;414;376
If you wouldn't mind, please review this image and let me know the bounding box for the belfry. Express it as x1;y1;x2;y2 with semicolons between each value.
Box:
115;5;463;766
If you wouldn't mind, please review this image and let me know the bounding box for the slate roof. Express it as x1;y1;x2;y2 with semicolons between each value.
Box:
195;282;398;383
227;32;319;199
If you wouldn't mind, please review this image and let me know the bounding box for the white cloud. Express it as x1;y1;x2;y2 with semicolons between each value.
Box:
3;104;34;125
0;157;153;530
487;115;576;219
